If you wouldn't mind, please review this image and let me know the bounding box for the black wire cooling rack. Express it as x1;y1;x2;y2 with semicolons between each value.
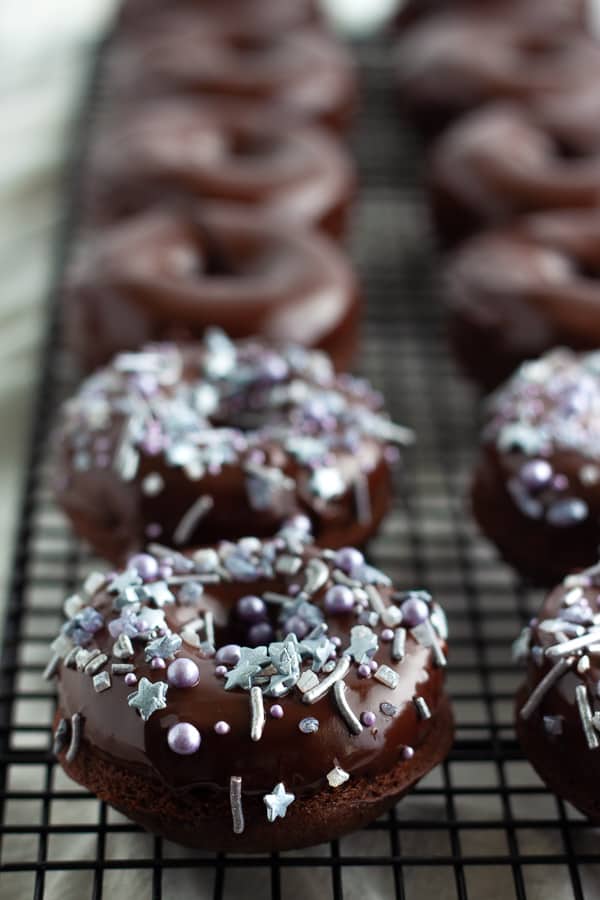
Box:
2;32;600;900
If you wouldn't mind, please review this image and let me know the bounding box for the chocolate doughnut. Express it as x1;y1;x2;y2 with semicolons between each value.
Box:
430;102;600;245
46;526;452;851
82;101;356;238
472;349;600;585
395;16;595;135
65;208;361;373
105;20;357;134
515;562;600;821
445;210;600;391
117;0;321;36
54;333;414;565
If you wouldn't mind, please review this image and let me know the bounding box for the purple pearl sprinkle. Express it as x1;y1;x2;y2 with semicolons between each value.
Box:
214;721;231;735
127;553;159;581
215;665;227;677
361;711;376;727
248;622;273;646
334;547;364;576
381;628;394;642
270;704;284;719
151;657;166;670
546;497;589;527
146;523;162;538
401;745;415;760
520;459;553;491
357;663;371;678
331;636;342;648
369;660;378;672
287;514;311;534
324;585;355;615
167;722;201;755
552;473;569;491
216;644;241;666
124;673;137;686
167;658;200;689
237;595;268;623
283;615;310;639
158;563;174;579
400;596;429;628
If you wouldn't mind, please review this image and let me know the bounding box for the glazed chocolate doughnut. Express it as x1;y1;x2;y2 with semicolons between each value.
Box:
395;16;596;134
54;333;413;565
82;101;356;239
515;562;600;821
46;526;452;851
472;349;600;585
445;210;600;391
430;103;600;246
117;0;321;36
105;20;357;134
65;209;361;373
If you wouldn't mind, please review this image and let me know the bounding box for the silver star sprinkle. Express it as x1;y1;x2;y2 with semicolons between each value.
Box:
225;646;269;691
344;625;379;664
127;677;168;721
263;782;295;822
144;632;182;661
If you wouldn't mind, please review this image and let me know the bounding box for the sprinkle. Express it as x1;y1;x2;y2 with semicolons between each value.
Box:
546;630;600;659
168;722;201;755
357;663;371;678
576;684;599;750
250;686;265;742
543;715;564;736
52;718;69;755
263;591;293;606
127;677;168;721
66;713;82;764
380;702;398;717
381;605;403;628
414;696;431;720
392;628;406;662
124;673;137;686
412;620;447;668
344;625;379;664
302;655;351;704
83;571;106;597
76;648;101;672
333;681;363;735
520;658;572;719
361;710;376;727
264;782;295;822
230;776;245;835
364;585;386;617
173;495;214;546
401;745;415;760
299;716;320;734
142;472;165;496
275;555;303;576
93;671;111;693
270;704;284;719
296;670;319;693
375;665;400;690
85;653;108;676
353;474;372;524
214;721;231;735
327;765;350;788
112;663;135;675
204;610;215;650
145;632;182;661
301;557;330;598
64;594;84;618
112;633;134;660
64;647;80;669
43;654;61;681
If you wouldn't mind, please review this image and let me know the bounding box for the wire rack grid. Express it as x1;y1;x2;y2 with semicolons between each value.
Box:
1;34;600;900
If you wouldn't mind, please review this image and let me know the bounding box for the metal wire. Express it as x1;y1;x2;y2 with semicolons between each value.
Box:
1;35;599;900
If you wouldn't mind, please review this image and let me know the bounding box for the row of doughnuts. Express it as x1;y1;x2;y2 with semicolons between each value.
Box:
397;1;600;823
44;1;454;853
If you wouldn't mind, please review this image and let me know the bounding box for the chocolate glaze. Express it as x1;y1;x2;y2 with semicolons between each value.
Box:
54;334;413;565
515;563;600;820
104;21;357;134
395;16;595;136
430;101;600;246
117;0;321;36
82;101;356;239
445;210;600;390
49;533;451;849
65;208;361;373
472;349;600;584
